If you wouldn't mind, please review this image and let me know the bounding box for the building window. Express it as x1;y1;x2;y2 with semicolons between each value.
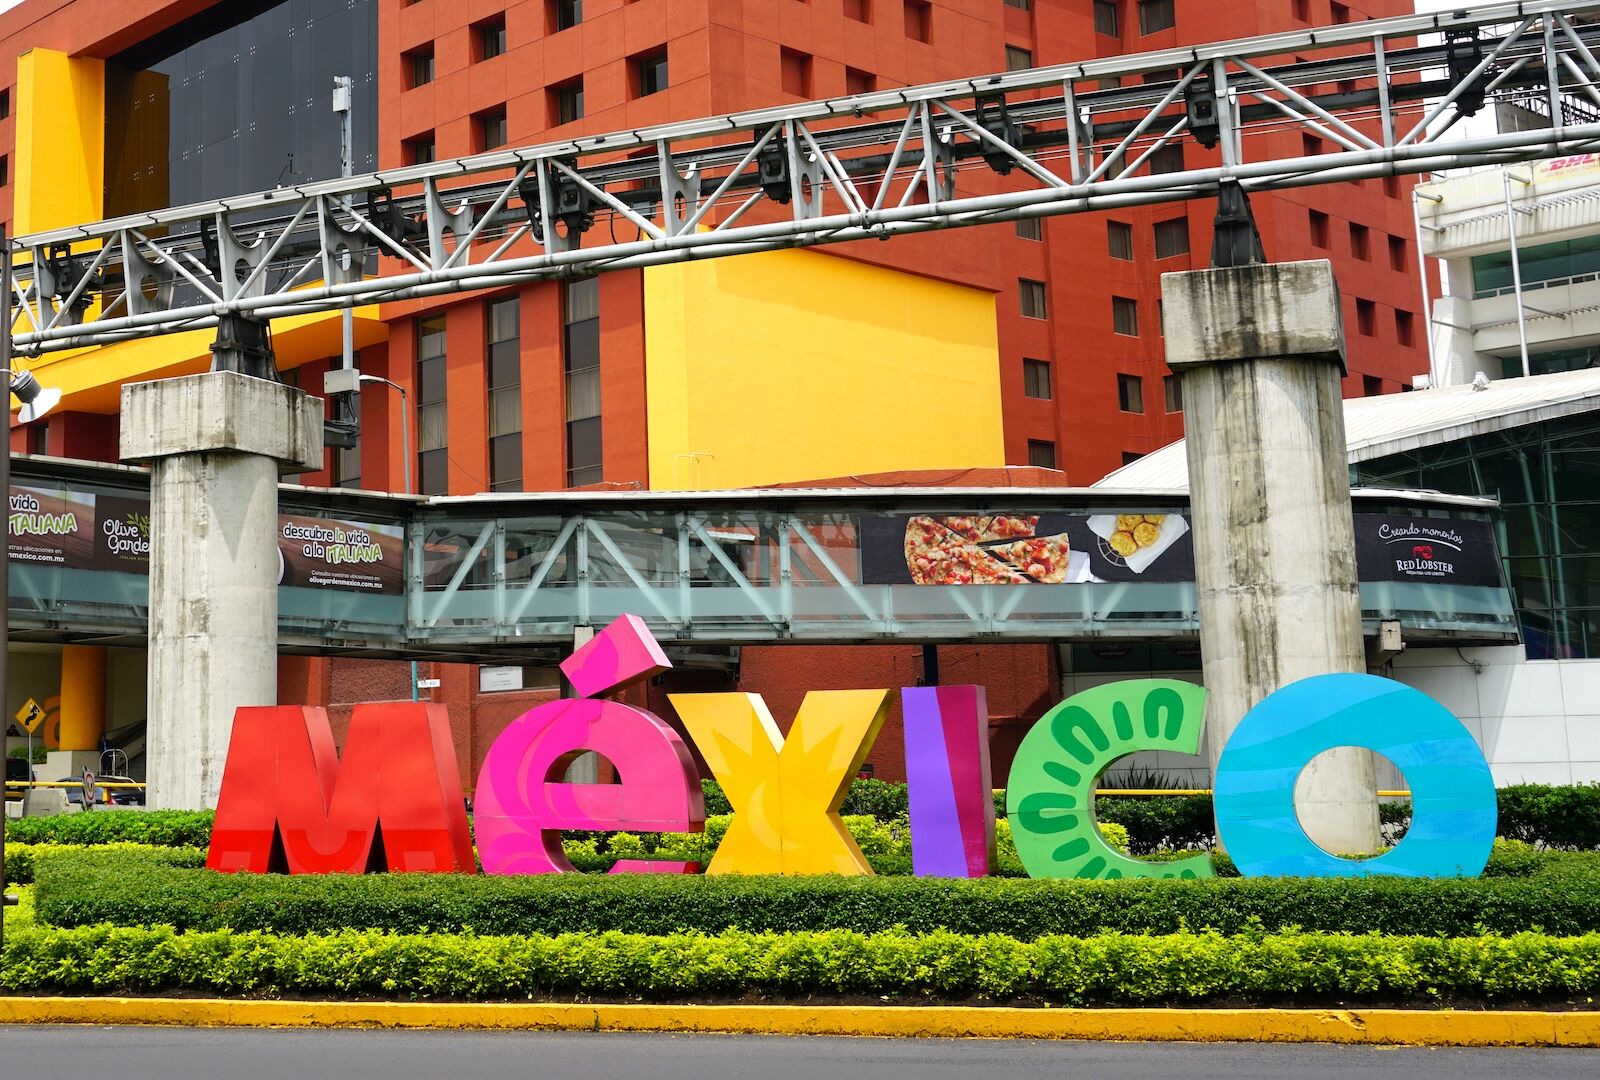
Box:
845;67;876;96
781;49;813;97
0;89;10;119
1331;2;1350;24
406;46;435;89
1395;309;1415;347
1020;279;1048;319
904;0;932;43
1292;0;1309;20
1148;144;1183;174
636;50;669;97
1117;372;1145;413
1154;218;1189;258
27;421;47;456
1164;373;1183;413
1107;220;1134;260
477;16;508;60
1138;0;1175;34
1016;217;1042;241
1027;440;1057;470
1301;132;1321;158
1362;374;1383;396
1112;295;1139;336
1004;0;1031;8
552;79;584;125
1309;209;1330;248
1005;45;1033;72
565;278;603;487
1024;358;1052;400
1356;298;1376;337
478;107;508;151
1388;234;1408;272
844;0;872;22
0;155;8;188
1349;222;1371;260
1122;451;1144;466
488;297;522;491
416;316;448;496
406;134;436;165
1094;0;1119;36
1384;174;1401;199
551;0;582;32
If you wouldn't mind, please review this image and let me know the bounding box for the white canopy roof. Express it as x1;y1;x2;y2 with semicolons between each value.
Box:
1095;368;1600;491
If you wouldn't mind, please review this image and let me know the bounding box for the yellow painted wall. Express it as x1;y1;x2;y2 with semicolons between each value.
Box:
14;49;105;234
644;249;1004;489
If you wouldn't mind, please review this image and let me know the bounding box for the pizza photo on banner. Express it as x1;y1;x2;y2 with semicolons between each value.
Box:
859;512;1196;585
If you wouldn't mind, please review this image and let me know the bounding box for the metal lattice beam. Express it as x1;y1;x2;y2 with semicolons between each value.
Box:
12;1;1600;354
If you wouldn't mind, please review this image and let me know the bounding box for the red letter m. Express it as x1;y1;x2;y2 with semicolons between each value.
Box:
208;703;474;874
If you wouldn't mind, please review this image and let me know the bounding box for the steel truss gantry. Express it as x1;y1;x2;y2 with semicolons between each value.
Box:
11;0;1600;354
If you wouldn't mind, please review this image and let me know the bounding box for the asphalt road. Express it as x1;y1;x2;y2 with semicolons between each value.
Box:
3;1026;1598;1079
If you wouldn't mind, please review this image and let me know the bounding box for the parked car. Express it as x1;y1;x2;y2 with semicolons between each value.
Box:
54;774;146;807
4;757;33;802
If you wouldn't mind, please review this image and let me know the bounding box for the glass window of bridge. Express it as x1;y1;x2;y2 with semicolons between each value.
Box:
417;316;449;496
488;297;522;492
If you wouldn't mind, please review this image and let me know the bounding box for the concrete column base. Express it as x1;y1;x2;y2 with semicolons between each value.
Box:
1162;260;1380;856
121;372;322;810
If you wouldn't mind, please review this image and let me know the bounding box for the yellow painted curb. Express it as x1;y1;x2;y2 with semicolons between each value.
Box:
0;998;1598;1045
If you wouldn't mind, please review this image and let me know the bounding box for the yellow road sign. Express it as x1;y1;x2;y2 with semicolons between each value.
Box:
15;698;46;735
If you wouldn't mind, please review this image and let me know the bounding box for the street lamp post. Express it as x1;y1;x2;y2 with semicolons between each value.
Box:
1;226;62;946
358;375;417;702
326;370;417;701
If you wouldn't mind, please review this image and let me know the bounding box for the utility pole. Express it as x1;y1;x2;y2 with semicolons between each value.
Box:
327;75;360;463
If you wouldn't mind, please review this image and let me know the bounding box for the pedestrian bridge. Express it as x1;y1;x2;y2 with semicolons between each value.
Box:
8;456;1520;662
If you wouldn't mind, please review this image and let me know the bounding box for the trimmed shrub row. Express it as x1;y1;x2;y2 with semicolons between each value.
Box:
30;845;1600;939
10;782;1597;852
5;809;214;848
5;924;1598;1003
2;843;204;886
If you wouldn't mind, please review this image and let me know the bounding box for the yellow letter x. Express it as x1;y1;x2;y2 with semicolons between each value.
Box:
670;690;890;875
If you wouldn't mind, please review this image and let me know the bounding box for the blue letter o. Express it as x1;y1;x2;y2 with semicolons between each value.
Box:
1213;674;1496;877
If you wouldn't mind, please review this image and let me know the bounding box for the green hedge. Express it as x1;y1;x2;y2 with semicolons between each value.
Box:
2;842;204;886
11;783;1596;853
31;845;1600;939
5;923;1597;1003
1498;784;1600;851
5;810;214;848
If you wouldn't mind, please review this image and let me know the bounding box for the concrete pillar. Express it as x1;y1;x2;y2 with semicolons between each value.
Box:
120;372;322;810
1161;260;1380;856
57;644;106;750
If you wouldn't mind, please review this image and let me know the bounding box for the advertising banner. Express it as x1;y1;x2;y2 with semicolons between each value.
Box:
278;515;404;595
10;483;404;595
859;512;1196;585
1351;514;1504;588
8;485;95;567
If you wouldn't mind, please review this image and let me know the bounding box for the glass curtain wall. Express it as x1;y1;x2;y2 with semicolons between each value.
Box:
1354;414;1600;659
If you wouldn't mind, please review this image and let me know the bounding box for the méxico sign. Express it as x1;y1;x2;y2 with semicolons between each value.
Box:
209;615;1497;881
